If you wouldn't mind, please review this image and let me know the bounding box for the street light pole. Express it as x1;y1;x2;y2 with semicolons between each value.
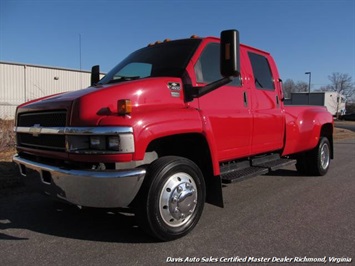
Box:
305;72;311;104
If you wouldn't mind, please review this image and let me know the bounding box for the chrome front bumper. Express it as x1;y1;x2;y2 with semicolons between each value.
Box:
13;155;146;208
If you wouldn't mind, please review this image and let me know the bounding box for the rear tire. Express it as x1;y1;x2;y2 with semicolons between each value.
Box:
134;156;205;241
296;137;331;176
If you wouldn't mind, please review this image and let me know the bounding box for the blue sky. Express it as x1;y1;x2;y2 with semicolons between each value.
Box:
1;0;354;90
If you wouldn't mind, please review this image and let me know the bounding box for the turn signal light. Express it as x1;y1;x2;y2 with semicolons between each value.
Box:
118;99;132;115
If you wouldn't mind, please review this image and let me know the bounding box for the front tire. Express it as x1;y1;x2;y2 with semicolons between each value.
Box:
134;156;205;241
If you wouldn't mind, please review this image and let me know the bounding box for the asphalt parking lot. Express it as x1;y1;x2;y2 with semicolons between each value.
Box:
334;120;355;132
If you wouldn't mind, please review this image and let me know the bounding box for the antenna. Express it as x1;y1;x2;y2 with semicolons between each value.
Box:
79;33;82;87
79;33;82;71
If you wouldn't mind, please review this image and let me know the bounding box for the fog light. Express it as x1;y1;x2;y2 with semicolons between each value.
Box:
108;136;120;150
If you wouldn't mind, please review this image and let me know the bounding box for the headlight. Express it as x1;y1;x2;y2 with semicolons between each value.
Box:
89;135;122;151
65;127;134;154
67;133;134;154
108;136;120;150
90;136;106;150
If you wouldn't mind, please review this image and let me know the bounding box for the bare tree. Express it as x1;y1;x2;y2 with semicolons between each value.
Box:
319;73;354;117
282;79;295;98
294;81;308;93
282;79;308;98
319;72;355;99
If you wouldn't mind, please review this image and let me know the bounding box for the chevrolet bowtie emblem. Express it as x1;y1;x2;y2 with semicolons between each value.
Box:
29;124;42;137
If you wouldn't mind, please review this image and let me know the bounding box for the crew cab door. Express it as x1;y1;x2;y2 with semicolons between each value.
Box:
193;42;253;162
247;51;285;154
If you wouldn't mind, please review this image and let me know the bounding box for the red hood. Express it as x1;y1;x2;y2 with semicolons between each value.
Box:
17;77;185;126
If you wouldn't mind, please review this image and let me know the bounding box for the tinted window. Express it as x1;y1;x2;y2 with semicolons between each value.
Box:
114;63;152;79
248;52;274;90
195;43;241;86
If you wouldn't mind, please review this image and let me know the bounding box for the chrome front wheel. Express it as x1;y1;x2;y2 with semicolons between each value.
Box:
135;156;205;241
159;172;198;227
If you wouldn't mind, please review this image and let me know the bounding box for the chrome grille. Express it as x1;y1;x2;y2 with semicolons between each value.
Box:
18;110;66;127
17;134;66;151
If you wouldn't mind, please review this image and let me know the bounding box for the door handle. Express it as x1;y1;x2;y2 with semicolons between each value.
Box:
243;91;248;107
276;95;280;107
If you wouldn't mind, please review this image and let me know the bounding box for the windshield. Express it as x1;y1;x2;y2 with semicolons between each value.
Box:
98;39;202;85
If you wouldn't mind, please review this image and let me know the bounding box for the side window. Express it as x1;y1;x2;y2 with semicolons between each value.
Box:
195;43;241;86
248;52;274;90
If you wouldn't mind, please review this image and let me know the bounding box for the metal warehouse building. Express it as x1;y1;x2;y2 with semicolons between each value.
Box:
0;61;103;120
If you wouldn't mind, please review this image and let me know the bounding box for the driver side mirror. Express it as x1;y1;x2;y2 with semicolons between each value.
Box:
220;30;240;77
91;65;100;86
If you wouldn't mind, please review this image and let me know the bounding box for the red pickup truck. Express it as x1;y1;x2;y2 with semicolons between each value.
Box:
13;30;333;241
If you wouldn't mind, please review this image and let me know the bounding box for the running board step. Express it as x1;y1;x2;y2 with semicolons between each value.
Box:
253;158;296;171
221;167;269;183
221;157;296;184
